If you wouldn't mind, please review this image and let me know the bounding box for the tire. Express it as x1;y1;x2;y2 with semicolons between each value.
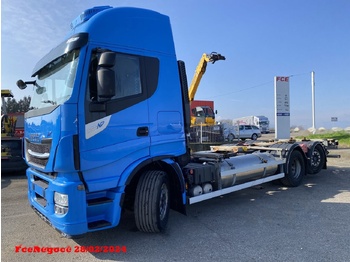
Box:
228;133;235;142
251;133;258;140
134;170;170;233
281;150;305;187
307;144;326;174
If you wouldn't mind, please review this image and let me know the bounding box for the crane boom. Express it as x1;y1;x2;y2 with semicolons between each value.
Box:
188;52;225;102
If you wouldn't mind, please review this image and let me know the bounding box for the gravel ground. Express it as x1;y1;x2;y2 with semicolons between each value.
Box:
327;148;350;167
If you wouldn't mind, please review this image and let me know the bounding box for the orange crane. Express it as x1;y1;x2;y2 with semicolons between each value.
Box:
188;52;225;126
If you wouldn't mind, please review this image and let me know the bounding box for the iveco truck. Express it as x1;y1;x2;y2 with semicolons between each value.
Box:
17;6;327;237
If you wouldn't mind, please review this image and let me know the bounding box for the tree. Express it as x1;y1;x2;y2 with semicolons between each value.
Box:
2;96;31;114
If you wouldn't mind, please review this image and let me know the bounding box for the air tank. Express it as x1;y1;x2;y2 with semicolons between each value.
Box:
189;185;203;197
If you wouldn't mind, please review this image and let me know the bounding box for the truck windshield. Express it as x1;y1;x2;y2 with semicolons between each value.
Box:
30;50;80;110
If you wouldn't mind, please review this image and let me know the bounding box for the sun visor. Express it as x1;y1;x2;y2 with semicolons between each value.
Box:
31;33;88;77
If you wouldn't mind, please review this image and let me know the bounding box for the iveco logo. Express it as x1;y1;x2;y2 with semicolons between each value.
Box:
97;121;105;128
29;133;40;142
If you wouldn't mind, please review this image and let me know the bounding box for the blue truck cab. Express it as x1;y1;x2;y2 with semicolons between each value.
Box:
20;6;190;237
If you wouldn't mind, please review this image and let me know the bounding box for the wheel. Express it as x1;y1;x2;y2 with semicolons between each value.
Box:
227;133;235;142
281;150;305;187
251;133;258;140
307;144;326;174
134;170;170;232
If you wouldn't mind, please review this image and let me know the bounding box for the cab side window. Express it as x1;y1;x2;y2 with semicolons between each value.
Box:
85;49;159;124
113;54;142;99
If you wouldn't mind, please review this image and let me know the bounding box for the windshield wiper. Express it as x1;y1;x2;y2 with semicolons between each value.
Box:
41;100;56;105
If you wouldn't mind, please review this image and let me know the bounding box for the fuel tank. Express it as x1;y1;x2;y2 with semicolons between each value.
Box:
220;153;279;188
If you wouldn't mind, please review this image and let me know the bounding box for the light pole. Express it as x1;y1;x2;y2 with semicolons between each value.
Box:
311;71;316;133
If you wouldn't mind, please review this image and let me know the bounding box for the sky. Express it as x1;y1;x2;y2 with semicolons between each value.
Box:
1;0;350;129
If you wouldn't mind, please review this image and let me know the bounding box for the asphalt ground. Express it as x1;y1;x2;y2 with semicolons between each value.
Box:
1;148;349;262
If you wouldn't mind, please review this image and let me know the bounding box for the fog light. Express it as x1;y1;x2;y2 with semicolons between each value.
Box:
54;192;68;206
54;204;68;215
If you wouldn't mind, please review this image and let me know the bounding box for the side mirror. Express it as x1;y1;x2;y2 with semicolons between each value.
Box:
16;80;27;90
97;52;116;101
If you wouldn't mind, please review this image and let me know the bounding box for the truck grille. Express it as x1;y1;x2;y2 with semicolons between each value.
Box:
26;139;52;168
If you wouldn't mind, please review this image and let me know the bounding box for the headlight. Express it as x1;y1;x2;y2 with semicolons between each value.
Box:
54;192;69;215
54;192;69;206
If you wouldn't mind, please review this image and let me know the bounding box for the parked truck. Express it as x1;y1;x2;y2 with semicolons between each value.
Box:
17;6;327;237
233;115;270;133
1;89;27;173
190;100;215;126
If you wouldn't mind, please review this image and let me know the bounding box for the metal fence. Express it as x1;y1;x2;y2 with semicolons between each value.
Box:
189;124;224;143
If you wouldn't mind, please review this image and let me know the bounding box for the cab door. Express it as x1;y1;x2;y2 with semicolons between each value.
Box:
77;50;159;191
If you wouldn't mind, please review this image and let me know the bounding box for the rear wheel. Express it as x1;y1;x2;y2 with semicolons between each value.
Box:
281;150;305;187
307;144;326;174
134;170;170;232
228;133;235;142
251;133;258;140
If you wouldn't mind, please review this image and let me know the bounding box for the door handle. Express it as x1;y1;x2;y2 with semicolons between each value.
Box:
137;126;149;137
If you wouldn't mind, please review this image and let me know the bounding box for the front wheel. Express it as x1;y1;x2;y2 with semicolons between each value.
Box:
281;150;305;187
134;170;170;232
251;133;258;140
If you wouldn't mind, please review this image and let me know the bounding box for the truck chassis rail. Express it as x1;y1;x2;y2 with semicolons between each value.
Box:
188;172;285;204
